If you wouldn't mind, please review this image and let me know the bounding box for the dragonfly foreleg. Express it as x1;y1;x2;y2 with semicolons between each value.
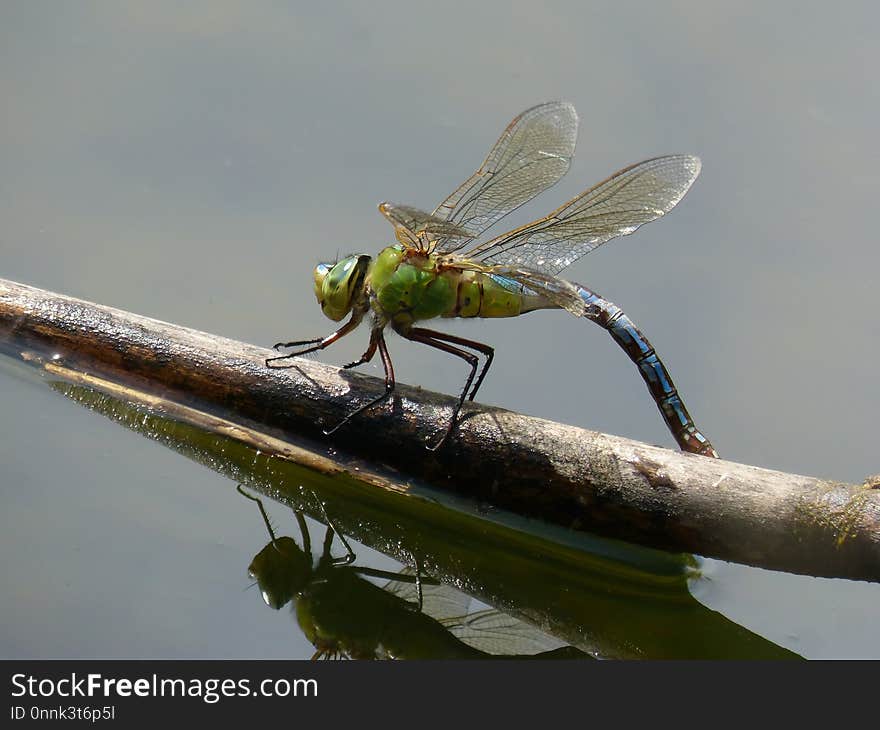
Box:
324;328;397;436
266;312;362;368
237;484;281;543
238;483;312;559
401;327;485;450
273;337;321;350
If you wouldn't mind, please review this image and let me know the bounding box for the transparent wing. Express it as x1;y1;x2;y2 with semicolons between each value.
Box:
443;608;567;656
378;202;476;251
430;101;578;253
492;267;587;317
464;155;701;275
384;569;567;656
382;567;472;620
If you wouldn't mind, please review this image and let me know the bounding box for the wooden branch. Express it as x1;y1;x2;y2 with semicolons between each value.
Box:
2;277;879;582
46;384;798;658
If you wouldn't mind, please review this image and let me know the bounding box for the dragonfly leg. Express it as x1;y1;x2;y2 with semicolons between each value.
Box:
469;346;495;401
273;337;321;350
401;327;483;450
312;492;357;566
413;558;424;612
342;332;378;370
324;328;397;435
293;510;311;559
351;564;432;612
237;484;280;543
266;311;363;368
405;329;495;402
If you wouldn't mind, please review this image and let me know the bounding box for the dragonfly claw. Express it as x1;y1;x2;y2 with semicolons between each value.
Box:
424;429;451;452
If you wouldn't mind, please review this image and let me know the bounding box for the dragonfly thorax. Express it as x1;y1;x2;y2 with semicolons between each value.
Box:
313;255;371;321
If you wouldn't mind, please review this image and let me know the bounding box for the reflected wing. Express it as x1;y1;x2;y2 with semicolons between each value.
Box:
383;567;472;620
431;101;578;253
378;202;476;251
384;569;567;656
443;608;567;656
464;155;701;275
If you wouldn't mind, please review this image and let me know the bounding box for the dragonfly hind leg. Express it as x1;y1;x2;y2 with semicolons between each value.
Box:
399;327;494;450
324;328;397;436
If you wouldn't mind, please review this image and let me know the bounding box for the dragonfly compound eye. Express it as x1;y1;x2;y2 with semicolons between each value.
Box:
313;255;370;321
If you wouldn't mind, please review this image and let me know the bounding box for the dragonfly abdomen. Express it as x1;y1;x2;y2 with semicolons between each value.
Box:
575;285;718;458
446;271;533;319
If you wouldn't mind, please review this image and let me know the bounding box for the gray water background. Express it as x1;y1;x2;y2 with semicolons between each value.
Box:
2;1;878;658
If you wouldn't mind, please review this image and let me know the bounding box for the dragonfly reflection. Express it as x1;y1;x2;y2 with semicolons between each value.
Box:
238;485;587;660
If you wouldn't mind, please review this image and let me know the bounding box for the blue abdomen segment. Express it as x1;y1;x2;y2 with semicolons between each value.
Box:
576;285;717;457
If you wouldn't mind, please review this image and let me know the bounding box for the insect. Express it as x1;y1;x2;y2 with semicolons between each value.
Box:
268;102;717;457
238;485;585;659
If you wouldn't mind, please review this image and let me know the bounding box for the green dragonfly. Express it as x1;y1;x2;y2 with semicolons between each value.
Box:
268;102;717;457
238;485;586;659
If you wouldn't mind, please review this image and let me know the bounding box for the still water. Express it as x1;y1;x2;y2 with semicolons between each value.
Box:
2;2;878;658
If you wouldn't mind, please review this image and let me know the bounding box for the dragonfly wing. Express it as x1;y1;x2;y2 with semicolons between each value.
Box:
501;267;587;316
431;101;578;253
465;154;701;275
382;566;472;620
444;608;568;655
378;202;476;251
384;567;568;656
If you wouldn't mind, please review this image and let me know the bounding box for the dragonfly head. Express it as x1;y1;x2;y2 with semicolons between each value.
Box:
247;537;313;609
313;255;371;321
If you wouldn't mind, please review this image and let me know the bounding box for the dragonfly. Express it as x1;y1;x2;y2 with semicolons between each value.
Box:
238;485;586;659
268;101;717;457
